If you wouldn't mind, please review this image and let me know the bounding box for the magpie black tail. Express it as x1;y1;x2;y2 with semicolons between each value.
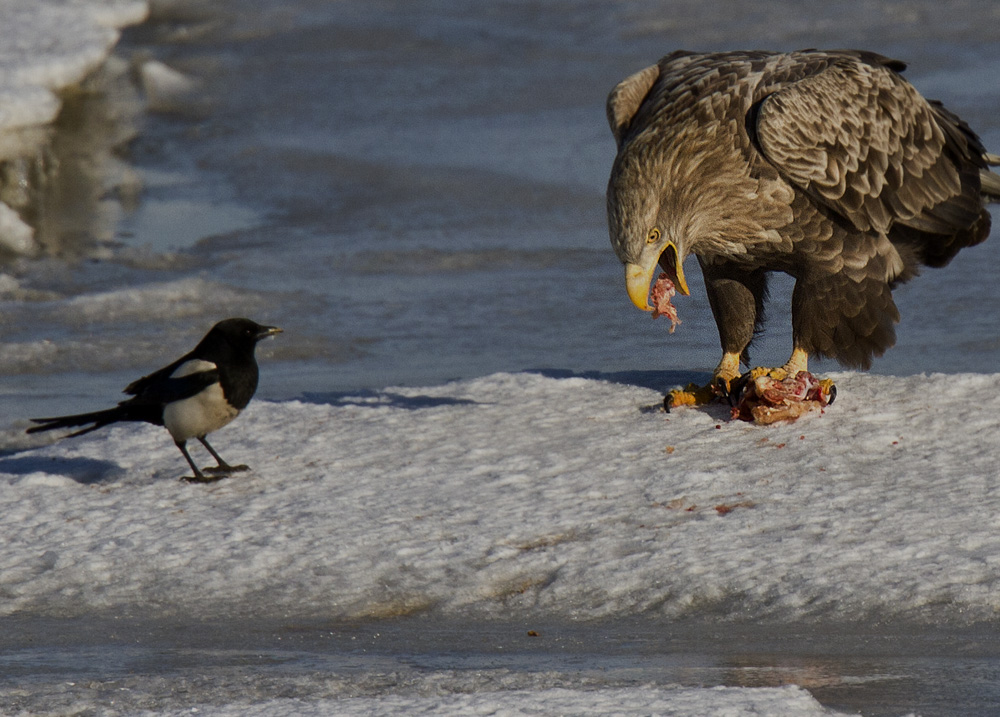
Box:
27;407;131;437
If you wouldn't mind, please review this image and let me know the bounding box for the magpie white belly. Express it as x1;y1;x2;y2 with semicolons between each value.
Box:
163;383;239;442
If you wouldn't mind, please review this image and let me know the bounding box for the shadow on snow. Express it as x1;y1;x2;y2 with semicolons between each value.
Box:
0;455;123;485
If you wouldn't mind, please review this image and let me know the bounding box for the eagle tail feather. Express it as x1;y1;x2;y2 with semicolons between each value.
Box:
979;167;1000;202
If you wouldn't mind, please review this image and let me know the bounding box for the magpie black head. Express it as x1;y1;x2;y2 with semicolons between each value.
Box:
195;318;283;362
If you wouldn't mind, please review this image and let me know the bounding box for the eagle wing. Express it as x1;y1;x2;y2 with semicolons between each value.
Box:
749;53;987;245
607;63;661;147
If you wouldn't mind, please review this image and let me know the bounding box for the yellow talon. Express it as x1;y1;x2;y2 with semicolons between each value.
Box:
713;352;742;392
666;382;718;410
747;365;791;381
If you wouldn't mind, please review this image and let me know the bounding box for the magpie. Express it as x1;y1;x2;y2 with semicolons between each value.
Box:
27;317;282;483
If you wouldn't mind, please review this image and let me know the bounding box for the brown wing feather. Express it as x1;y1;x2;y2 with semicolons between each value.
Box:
750;54;986;245
792;269;901;369
606;63;661;148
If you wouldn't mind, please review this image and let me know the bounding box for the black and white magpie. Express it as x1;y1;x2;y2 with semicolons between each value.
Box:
27;317;282;483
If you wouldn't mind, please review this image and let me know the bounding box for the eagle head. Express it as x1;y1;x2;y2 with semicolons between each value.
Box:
607;154;691;312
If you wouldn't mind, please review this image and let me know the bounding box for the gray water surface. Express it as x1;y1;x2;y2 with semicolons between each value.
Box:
3;0;1000;437
4;615;1000;715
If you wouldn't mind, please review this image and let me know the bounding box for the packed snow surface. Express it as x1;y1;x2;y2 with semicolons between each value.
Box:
5;370;999;628
141;685;847;717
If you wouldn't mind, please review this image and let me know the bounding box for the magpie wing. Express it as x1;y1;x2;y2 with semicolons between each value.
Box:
123;357;220;405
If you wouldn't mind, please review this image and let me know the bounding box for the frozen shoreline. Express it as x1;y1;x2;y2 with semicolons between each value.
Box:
0;0;148;254
0;0;146;134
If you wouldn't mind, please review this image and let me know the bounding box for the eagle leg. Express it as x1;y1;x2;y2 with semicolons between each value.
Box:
739;347;813;382
664;351;744;411
712;351;744;391
700;260;768;387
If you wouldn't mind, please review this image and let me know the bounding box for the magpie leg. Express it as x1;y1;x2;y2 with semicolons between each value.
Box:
198;436;250;475
176;440;222;483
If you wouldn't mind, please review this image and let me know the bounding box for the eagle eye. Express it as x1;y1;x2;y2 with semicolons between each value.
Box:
646;228;661;245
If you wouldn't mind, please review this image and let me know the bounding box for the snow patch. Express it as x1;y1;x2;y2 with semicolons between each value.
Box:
4;371;1000;627
178;685;847;717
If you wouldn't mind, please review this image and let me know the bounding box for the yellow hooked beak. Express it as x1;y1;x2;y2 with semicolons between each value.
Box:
624;241;689;311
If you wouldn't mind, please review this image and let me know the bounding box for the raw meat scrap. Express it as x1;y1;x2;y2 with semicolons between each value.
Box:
650;273;681;333
731;371;834;424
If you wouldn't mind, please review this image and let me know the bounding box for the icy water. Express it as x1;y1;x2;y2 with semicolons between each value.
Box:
4;0;1000;714
3;616;1000;716
3;0;1000;436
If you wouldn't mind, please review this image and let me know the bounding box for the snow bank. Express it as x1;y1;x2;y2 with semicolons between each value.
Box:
0;0;148;254
145;685;847;717
4;370;1000;627
0;0;146;132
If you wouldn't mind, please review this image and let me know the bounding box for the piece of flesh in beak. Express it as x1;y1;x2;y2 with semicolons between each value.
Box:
624;241;689;311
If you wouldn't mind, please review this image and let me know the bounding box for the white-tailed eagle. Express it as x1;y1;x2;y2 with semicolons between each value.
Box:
606;50;1000;407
